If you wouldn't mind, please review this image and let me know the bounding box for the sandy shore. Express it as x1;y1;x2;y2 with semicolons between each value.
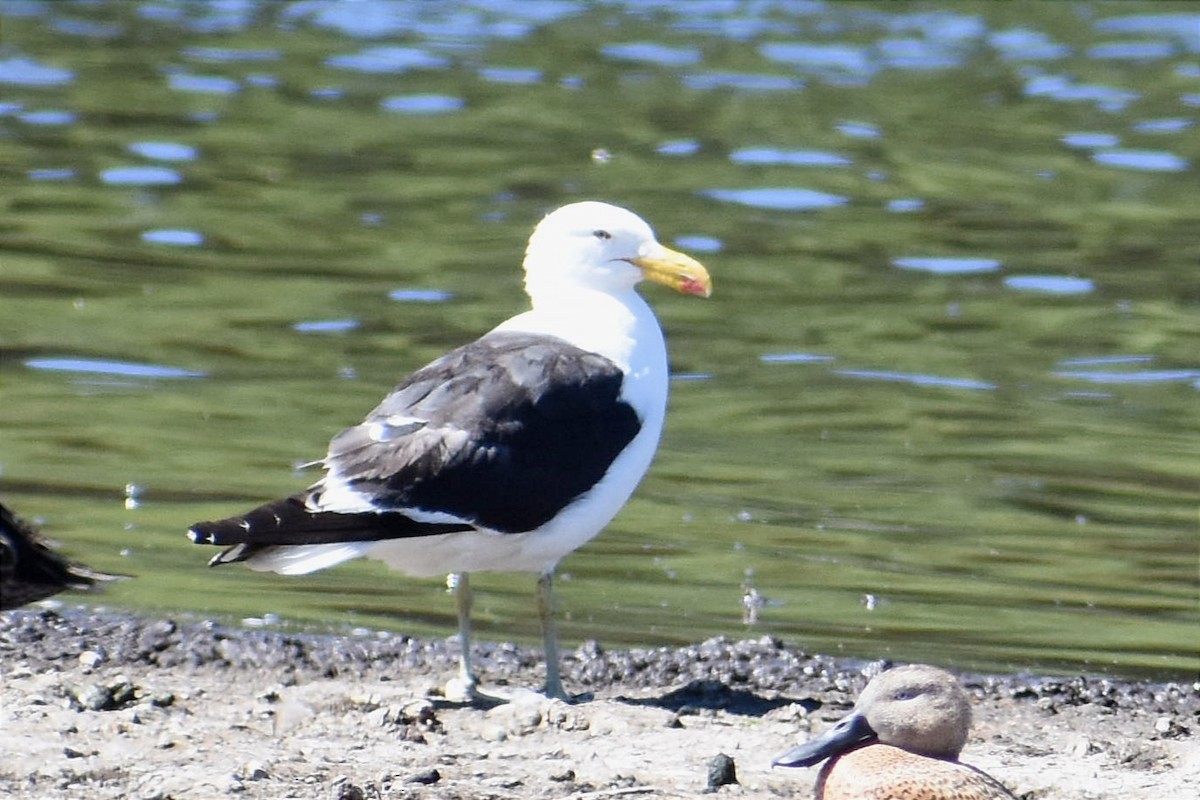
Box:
1;609;1196;799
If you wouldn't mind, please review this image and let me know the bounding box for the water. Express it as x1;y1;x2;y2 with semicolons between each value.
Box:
1;1;1196;680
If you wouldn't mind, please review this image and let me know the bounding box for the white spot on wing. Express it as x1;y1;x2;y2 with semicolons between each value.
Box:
369;415;426;442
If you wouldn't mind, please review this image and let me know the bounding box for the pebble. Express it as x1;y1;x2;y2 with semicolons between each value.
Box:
706;753;738;790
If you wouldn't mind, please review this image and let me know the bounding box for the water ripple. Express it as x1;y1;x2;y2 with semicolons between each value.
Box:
657;139;700;157
101;166;183;186
1132;118;1193;135
128;141;198;161
730;148;852;167
701;188;849;211
294;319;360;334
893;256;1001;274
682;72;803;92
1092;149;1189;172
26;358;205;379
1059;355;1154;367
479;66;541;84
601;42;702;67
673;235;722;253
1061;132;1120;149
389;289;454;303
886;198;925;213
1004;275;1095;294
1053;369;1200;385
183;46;282;63
326;45;448;74
380;95;465;115
835;369;996;391
1023;73;1140;110
1087;41;1175;61
28;168;75;181
167;73;241;94
1094;13;1200;40
142;229;204;247
837;121;882;139
761;353;837;365
0;56;75;86
759;42;873;75
18;109;77;126
988;28;1071;61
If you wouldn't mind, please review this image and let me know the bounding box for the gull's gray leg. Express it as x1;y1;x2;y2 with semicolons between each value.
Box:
444;571;478;701
537;570;570;701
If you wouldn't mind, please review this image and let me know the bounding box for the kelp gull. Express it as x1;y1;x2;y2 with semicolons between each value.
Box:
188;201;712;700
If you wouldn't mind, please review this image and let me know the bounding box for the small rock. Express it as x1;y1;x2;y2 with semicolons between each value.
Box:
148;692;175;708
407;768;440;785
706;753;738;791
337;784;365;800
1067;735;1093;758
1154;716;1189;738
63;746;88;759
241;760;269;781
79;650;104;670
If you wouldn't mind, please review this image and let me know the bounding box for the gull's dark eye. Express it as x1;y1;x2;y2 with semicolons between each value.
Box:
592;229;612;240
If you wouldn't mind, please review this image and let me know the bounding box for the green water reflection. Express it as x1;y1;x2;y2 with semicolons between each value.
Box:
0;1;1196;679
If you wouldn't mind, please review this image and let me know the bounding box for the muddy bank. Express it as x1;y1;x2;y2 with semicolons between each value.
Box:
1;609;1196;798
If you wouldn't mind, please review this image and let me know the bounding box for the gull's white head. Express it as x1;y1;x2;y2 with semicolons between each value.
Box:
522;201;712;303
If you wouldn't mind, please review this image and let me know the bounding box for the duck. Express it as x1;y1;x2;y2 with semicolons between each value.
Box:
1;499;117;610
774;664;1017;799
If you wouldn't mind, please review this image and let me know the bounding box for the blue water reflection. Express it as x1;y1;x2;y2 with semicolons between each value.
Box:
1023;73;1140;110
129;142;199;162
682;72;803;92
837;121;882;139
100;166;184;186
18;109;77;126
479;66;541;84
28;168;75;181
730;148;852;167
0;55;74;86
1131;118;1193;134
183;46;282;63
294;319;361;334
886;198;925;213
761;353;837;364
1054;369;1200;385
1004;275;1095;295
167;73;241;94
702;188;849;211
673;235;722;253
1061;132;1120;149
1092;149;1189;172
326;45;448;74
381;94;464;115
657;139;700;156
835;369;996;391
760;41;873;76
25;359;206;379
988;28;1070;61
389;289;454;303
601;42;702;66
893;257;1001;274
142;229;204;247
